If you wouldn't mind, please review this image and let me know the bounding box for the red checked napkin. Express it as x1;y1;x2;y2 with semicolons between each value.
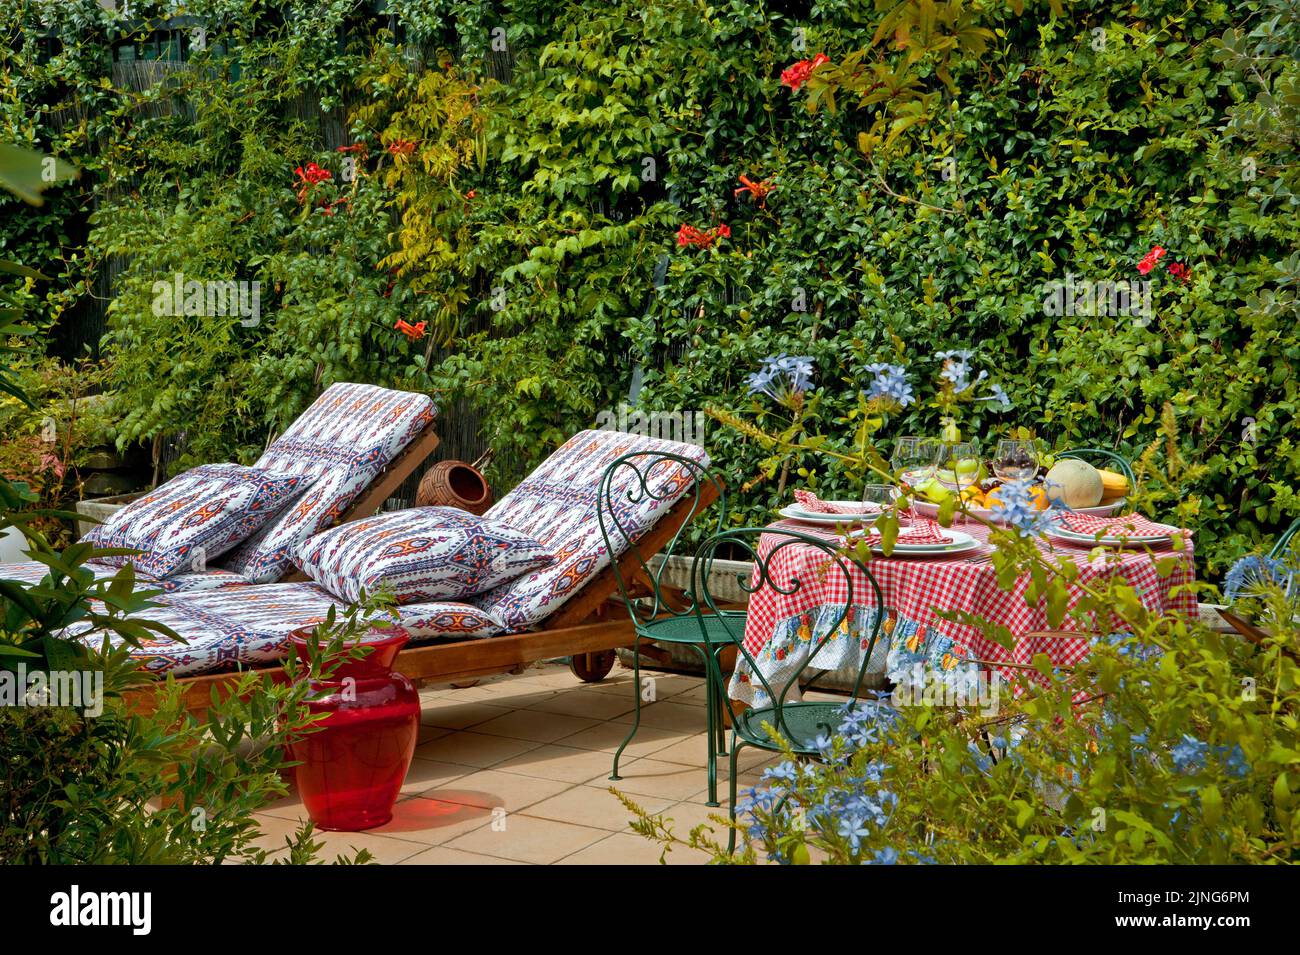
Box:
793;489;868;515
1057;511;1174;537
893;518;949;545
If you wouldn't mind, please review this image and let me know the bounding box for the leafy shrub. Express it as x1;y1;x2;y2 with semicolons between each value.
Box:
2;0;1298;574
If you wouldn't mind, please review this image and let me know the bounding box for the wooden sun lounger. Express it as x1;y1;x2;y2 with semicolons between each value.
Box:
124;479;718;715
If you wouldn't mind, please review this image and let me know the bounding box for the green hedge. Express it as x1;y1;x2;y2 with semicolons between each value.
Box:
3;0;1297;573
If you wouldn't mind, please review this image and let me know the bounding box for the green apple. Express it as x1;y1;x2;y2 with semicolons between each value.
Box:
918;477;952;503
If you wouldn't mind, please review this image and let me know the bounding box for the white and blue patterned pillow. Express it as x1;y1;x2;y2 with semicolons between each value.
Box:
82;464;310;579
293;506;553;605
220;382;438;583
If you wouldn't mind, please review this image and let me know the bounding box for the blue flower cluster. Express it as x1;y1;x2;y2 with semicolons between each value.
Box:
746;354;815;401
1223;553;1296;603
987;478;1062;537
864;362;914;407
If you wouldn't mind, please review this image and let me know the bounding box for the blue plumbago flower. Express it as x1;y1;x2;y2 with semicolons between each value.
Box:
988;479;1059;537
812;731;838;759
981;383;1012;409
1223;554;1296;603
864;362;914;407
868;847;899;865
837;813;871;852
935;350;988;394
761;761;799;784
1171;734;1209;773
747;354;816;400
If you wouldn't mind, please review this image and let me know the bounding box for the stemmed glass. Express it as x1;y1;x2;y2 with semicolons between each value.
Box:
861;484;895;510
891;437;942;489
943;441;982;494
992;439;1038;483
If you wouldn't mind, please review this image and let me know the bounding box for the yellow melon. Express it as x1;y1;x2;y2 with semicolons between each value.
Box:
1044;459;1104;508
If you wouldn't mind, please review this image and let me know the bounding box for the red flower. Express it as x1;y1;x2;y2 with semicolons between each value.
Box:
1167;261;1191;283
676;223;731;248
1137;245;1167;275
780;52;830;91
388;139;418;157
734;174;776;208
294;162;332;202
395;319;427;341
336;142;368;156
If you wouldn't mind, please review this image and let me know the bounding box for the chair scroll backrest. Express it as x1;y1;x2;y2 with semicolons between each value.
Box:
690;527;886;742
1057;447;1136;489
597;451;725;626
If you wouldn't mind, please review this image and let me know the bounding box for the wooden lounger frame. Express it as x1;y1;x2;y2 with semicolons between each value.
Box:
126;479;719;715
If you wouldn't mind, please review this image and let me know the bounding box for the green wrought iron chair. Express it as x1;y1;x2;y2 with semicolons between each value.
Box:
598;450;735;806
1056;447;1136;490
1269;517;1300;560
690;526;894;852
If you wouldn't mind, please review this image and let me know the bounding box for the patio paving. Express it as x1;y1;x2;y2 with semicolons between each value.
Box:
251;661;786;865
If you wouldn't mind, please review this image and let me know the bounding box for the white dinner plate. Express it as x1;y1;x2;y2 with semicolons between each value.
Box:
849;527;982;559
778;505;881;526
1045;521;1177;548
785;500;886;522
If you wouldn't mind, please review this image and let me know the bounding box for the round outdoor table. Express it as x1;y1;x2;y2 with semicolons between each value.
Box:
727;517;1198;707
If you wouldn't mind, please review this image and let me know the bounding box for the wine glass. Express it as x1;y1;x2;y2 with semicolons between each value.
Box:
942;441;982;493
861;484;895;510
993;439;1038;482
891;437;942;489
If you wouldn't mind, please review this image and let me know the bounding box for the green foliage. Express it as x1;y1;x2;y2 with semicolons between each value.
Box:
2;0;1298;572
1;598;380;864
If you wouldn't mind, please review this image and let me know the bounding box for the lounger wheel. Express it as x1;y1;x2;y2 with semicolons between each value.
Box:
569;650;616;683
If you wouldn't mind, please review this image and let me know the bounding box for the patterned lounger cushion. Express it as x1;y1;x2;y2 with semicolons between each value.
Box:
221;382;437;583
81;464;310;579
471;429;710;630
0;557;255;594
64;583;506;677
294;506;553;604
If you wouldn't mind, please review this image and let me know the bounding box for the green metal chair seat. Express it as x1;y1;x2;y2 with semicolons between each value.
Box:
735;698;899;752
638;611;744;645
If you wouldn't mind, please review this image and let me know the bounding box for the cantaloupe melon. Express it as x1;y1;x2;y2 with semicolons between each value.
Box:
1044;459;1104;507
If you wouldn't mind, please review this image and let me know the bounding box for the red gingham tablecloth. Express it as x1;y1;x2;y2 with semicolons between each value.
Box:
742;518;1198;679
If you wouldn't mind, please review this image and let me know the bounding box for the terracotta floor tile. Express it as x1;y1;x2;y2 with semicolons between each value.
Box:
400;757;476;795
611;699;714;733
555;831;712;865
554;719;682;759
470;708;601;743
606;757;714;801
413;730;544;768
418;768;571;812
419;700;515;730
492;743;624;783
520;784;673;832
444;814;607;864
398;846;529;865
525;688;637;720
